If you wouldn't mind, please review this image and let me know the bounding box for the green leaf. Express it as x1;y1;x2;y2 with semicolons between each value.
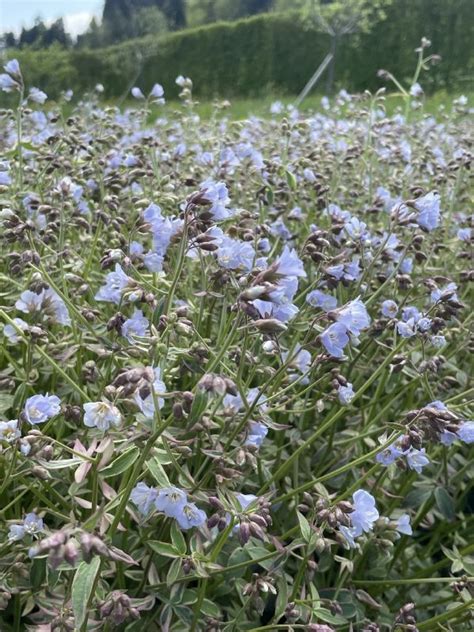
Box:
148;541;179;558
0;393;14;413
285;169;297;190
188;390;208;423
71;557;101;630
166;557;182;586
146;456;171;487
434;487;455;521
99;447;139;478
314;607;347;625
297;511;312;542
170;521;187;555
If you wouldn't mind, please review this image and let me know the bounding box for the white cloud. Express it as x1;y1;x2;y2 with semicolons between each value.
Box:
62;11;98;37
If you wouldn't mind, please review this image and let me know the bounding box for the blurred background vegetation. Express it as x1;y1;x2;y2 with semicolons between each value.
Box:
1;0;473;101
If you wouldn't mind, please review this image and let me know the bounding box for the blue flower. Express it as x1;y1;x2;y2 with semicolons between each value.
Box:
306;290;337;312
244;422;268;448
95;264;131;304
381;300;398;318
431;335;446;348
83;401;122;431
0;73;19;93
457;422;474;444
396;514;412;535
417;317;432;332
406;448;430;473
336;298;370;336
131;482;159;515
0;419;20;443
175;503;207;530
457;227;471;241
376;441;405;466
3;318;29;343
235;493;258;511
8;512;44;541
28;87;47;104
338;383;355;405
217;236;255;271
122;309;149;342
320;322;349;358
350;490;379;536
200;179;232;220
414;191;441;231
15;290;45;314
24;394;61;425
397;318;417;338
275;246;306;278
155;486;188;518
134;367;166;418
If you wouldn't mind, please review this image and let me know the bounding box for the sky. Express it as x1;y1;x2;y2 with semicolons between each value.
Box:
0;0;103;37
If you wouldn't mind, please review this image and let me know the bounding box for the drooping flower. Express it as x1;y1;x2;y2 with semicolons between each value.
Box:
134;367;166;418
396;514;413;535
414;191;441;232
95;264;132;304
457;421;474;444
336;298;370;336
244;421;268;448
83;401;122;432
350;490;379;536
24;394;61;425
275;246;306;278
3;317;29;343
320;322;350;358
338;383;355;405
28;87;48;104
122;309;149;342
131;87;145;99
306;290;337;312
131;482;159;515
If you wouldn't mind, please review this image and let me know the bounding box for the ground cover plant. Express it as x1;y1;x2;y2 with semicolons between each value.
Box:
0;46;473;631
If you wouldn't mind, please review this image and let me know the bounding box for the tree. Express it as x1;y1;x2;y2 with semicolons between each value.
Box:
304;0;391;92
103;0;185;34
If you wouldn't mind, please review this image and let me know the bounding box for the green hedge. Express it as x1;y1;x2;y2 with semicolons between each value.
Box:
6;0;474;101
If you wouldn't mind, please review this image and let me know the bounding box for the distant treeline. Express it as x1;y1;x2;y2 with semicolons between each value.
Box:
5;0;474;100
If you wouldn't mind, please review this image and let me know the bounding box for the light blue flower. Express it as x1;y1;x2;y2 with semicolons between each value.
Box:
414;191;441;232
406;448;430;473
122;309;149;342
28;87;47;104
338;383;355;405
175;503;207;530
83;401;122;431
376;441;405;466
381;300;398;318
306;290;337;312
337;298;370;336
457;422;474;444
275;246;306;278
24;394;61;425
95;264;131;304
134;367;166;418
155;486;188;518
0;420;20;443
350;490;379;536
396;513;412;535
131;482;159;515
9;512;44;541
320;322;349;358
3;317;29;343
244;422;268;448
397;318;417;338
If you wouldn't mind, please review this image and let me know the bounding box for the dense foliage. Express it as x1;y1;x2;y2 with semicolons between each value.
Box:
0;53;473;631
6;0;474;101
